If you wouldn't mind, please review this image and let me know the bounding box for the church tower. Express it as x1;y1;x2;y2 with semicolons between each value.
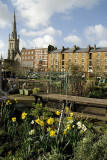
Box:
8;11;20;60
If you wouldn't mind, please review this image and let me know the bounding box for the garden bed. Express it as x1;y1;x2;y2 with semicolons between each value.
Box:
0;99;107;159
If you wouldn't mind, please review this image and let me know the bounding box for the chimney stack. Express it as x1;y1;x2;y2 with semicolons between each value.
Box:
62;46;64;52
73;45;76;52
94;44;96;50
88;45;90;51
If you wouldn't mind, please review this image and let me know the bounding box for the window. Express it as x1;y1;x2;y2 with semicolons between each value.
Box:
75;53;78;57
25;52;27;54
31;56;33;59
41;50;44;54
31;51;33;54
97;52;100;57
28;56;30;59
105;52;107;57
105;59;107;63
97;65;100;69
97;59;100;63
69;59;71;63
82;59;84;63
35;51;37;54
75;59;77;63
82;53;84;57
105;65;107;69
56;53;58;58
62;61;64;65
22;52;24;55
62;54;64;60
51;65;53;69
25;56;27;59
89;61;92;66
51;59;53;63
28;51;30;54
22;57;24;60
69;53;71;58
89;53;92;59
56;65;58;71
56;59;58;63
51;53;53;58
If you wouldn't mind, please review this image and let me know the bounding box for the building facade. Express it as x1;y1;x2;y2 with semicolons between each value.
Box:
48;45;107;75
21;45;55;72
8;11;20;60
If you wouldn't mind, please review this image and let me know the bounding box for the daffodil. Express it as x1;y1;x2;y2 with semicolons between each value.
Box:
70;112;73;117
47;127;51;132
35;118;41;125
47;117;54;125
67;125;71;130
67;116;73;121
21;112;27;119
63;129;67;135
12;117;16;122
50;130;56;137
65;107;69;113
29;129;35;135
40;120;44;126
56;111;60;115
31;120;35;124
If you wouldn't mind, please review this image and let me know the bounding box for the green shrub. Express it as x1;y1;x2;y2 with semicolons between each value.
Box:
73;132;107;160
87;90;103;98
32;87;40;94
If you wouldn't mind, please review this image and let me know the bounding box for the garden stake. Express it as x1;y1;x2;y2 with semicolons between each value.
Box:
57;101;66;136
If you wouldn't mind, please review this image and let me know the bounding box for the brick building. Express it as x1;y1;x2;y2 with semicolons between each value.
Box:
21;45;55;72
48;45;107;76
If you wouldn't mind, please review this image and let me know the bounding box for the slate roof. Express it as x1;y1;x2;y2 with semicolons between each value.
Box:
50;47;107;53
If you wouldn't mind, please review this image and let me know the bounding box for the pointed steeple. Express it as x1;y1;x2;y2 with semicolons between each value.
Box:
11;10;17;39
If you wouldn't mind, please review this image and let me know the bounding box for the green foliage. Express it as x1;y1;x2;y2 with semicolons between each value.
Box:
73;132;107;160
32;87;40;94
87;90;103;98
31;103;43;117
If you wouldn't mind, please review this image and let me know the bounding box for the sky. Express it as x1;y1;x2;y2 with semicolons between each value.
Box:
0;0;107;58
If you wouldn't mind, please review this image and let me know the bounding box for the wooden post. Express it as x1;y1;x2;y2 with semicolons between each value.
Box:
47;82;49;93
0;60;2;90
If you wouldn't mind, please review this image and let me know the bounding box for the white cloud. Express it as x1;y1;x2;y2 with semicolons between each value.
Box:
29;35;56;48
0;1;11;28
19;38;27;50
85;24;107;42
0;39;5;49
97;40;107;47
11;0;99;28
85;24;107;47
64;34;85;47
20;27;62;37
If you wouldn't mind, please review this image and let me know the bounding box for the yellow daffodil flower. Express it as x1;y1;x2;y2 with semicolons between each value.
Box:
56;111;60;115
50;130;56;137
70;112;73;117
67;125;71;130
47;117;54;125
65;107;69;113
67;116;73;121
35;118;41;125
47;127;51;132
12;117;16;122
40;120;44;126
21;112;27;119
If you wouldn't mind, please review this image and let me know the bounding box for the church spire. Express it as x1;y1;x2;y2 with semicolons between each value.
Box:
11;10;17;39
